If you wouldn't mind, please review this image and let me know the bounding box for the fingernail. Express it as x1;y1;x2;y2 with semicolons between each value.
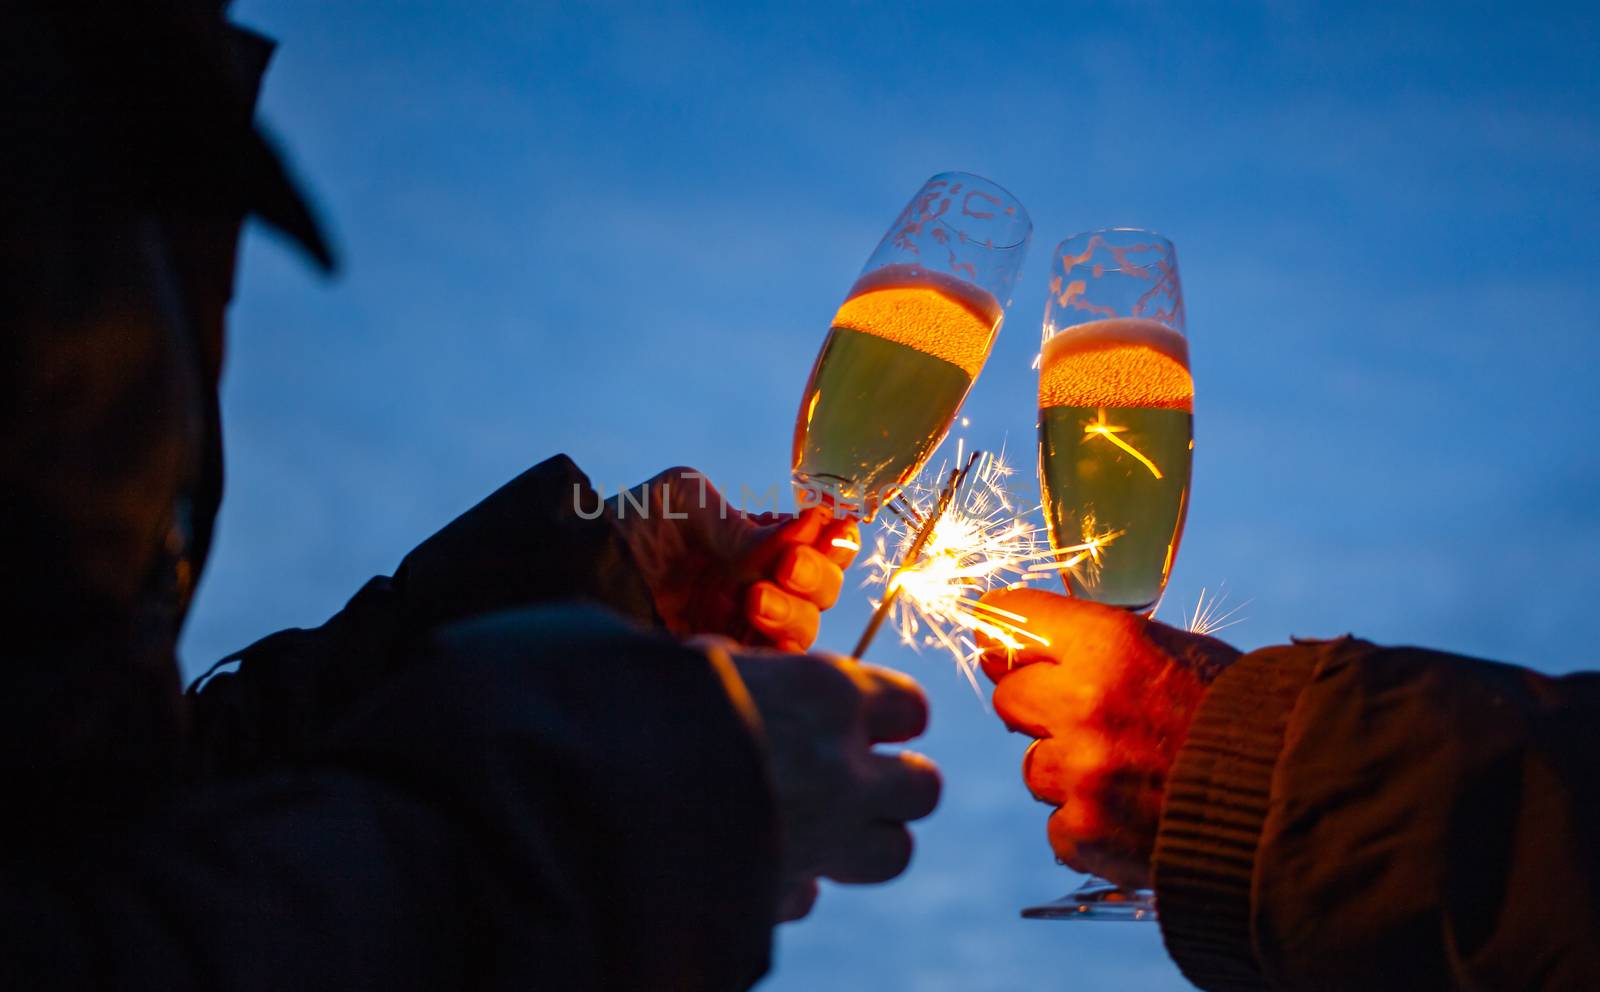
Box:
757;586;790;622
786;551;820;590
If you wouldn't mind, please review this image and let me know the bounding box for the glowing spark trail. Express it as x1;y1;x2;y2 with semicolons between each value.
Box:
1028;512;1124;589
1183;585;1250;638
1083;408;1164;480
848;438;1229;694
856;448;1058;693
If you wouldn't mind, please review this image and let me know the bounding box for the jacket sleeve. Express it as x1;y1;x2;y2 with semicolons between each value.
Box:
9;605;778;992
186;454;659;775
1153;636;1600;992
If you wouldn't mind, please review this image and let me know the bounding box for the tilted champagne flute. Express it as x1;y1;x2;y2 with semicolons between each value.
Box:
792;172;1031;521
1028;229;1193;920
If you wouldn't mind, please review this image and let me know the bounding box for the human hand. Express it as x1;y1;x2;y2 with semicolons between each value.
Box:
608;468;859;650
711;644;941;921
977;588;1239;888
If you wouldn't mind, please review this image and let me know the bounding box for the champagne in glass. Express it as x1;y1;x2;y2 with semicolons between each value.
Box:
1039;316;1193;611
793;173;1031;520
1027;228;1191;921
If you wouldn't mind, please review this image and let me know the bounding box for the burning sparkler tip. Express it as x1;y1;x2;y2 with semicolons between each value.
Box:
854;446;1061;698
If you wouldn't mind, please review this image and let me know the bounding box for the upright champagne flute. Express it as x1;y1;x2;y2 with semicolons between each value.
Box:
792;172;1031;521
1029;229;1193;920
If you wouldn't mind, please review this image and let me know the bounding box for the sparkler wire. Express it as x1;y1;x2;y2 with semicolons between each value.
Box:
850;452;981;659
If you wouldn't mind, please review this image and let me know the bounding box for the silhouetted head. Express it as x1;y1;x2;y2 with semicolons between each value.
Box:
0;0;331;783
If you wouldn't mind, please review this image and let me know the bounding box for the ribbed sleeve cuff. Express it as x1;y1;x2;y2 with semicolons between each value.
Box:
1152;643;1323;991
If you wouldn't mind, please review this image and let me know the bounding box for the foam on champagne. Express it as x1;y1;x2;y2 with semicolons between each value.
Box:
1039;318;1193;411
831;263;1004;379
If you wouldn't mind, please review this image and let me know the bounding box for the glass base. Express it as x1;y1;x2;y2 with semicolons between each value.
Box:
1021;877;1157;922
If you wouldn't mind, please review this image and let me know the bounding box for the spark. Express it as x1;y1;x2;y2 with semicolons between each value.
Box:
1183;585;1250;638
1083;408;1164;479
860;447;1055;694
1026;512;1123;590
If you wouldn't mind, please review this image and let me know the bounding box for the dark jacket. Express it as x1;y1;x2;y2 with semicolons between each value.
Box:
5;8;778;985
1155;637;1600;991
2;457;780;991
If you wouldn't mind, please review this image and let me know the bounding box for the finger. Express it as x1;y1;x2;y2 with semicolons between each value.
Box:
1045;773;1158;870
819;517;862;569
1021;733;1108;806
1048;806;1152;890
991;661;1101;738
777;877;820;922
974;613;1063;686
776;544;844;610
976;635;1053;685
1043;806;1089;872
824;822;914;885
862;750;942;821
853;664;929;743
775;505;829;548
746;581;821;649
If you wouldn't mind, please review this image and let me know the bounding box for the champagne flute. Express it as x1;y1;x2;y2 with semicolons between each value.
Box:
792;172;1031;521
1027;229;1192;921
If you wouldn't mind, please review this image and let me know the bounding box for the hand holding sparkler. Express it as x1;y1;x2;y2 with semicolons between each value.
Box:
976;588;1240;889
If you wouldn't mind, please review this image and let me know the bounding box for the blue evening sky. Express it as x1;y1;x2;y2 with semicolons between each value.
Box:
186;2;1599;987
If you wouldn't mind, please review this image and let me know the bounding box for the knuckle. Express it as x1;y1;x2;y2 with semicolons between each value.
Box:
795;599;821;634
899;686;931;738
903;753;942;817
876;826;914;878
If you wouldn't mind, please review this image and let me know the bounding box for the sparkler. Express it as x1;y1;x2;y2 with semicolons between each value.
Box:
853;447;1061;692
1026;511;1124;587
846;440;1240;692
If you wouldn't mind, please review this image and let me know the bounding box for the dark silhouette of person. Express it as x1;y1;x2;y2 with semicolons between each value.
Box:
979;588;1600;990
0;2;939;988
